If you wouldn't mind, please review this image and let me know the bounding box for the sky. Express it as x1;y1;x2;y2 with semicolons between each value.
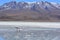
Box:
0;0;60;5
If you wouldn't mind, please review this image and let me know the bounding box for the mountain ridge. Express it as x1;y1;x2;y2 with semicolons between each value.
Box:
0;1;60;10
0;1;60;21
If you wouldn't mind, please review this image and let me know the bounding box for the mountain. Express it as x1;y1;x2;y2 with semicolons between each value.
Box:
0;1;60;21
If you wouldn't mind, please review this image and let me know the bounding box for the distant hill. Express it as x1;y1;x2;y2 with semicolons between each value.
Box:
0;1;60;21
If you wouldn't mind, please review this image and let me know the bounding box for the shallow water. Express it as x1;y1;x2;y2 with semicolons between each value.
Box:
0;26;60;40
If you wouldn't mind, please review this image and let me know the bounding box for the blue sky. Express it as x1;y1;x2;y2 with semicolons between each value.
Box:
0;0;60;5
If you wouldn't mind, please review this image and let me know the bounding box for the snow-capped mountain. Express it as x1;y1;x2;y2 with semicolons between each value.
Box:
0;1;60;10
0;1;60;21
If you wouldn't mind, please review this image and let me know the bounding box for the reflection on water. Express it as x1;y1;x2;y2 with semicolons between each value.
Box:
0;26;60;40
0;37;4;40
